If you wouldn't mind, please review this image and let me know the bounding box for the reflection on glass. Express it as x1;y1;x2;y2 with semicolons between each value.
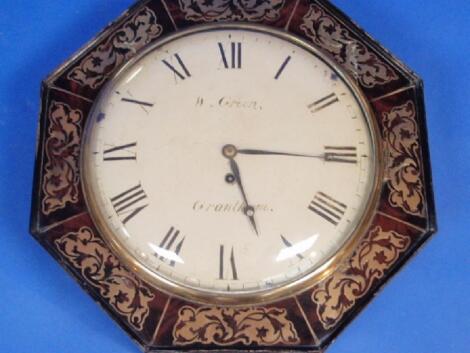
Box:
148;242;185;265
125;66;143;84
276;234;319;262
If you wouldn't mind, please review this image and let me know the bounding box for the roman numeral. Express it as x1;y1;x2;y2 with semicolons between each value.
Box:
274;56;291;79
308;93;339;113
280;235;304;260
121;97;154;107
324;146;358;164
218;42;242;69
219;245;238;280
162;53;191;80
155;227;185;267
308;192;347;226
114;91;153;114
103;142;137;161
110;183;148;224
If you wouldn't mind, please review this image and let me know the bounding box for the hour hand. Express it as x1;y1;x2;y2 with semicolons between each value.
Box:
222;145;259;236
229;158;259;236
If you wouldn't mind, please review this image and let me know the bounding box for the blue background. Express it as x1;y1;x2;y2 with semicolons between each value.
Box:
0;1;468;352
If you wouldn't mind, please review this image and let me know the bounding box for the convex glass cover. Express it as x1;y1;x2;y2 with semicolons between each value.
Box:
82;25;379;303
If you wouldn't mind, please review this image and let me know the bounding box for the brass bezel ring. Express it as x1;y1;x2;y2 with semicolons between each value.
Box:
81;23;385;306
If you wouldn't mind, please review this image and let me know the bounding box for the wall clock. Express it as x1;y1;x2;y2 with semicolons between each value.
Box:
30;1;436;352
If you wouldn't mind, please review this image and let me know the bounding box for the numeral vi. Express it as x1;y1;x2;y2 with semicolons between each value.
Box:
219;245;238;280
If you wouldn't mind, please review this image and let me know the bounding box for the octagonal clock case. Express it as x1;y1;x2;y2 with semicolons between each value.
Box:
30;0;436;352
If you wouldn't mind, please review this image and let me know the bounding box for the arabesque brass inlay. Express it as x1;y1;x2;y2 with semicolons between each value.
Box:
178;0;286;22
42;101;82;215
173;306;300;345
383;101;425;217
67;7;163;89
55;227;154;331
300;4;398;88
312;226;410;329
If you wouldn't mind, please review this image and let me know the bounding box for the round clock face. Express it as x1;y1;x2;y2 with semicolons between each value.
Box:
82;25;378;303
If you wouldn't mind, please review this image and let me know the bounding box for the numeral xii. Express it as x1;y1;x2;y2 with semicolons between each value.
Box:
218;42;242;69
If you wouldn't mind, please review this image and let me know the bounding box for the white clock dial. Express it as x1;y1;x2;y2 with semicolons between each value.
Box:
82;25;378;300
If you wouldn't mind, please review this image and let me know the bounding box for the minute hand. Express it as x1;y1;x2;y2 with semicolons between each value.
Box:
237;149;325;159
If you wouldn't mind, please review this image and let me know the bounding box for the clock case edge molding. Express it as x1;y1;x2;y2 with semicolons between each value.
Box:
29;0;437;352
